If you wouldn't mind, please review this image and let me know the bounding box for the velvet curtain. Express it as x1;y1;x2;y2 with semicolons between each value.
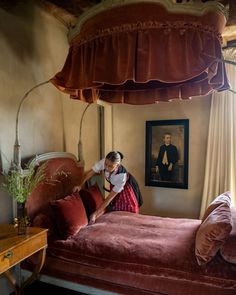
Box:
51;2;229;104
200;62;236;218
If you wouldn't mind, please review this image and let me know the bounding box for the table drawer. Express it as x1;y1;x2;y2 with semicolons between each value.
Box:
0;232;47;273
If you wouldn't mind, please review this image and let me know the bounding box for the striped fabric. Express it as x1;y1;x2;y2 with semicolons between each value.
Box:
110;182;139;213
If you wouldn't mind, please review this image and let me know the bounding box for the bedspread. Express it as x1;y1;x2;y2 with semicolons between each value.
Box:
43;211;236;295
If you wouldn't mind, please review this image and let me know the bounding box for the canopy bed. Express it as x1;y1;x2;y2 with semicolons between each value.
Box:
9;1;236;294
21;151;236;295
50;0;229;104
13;0;231;168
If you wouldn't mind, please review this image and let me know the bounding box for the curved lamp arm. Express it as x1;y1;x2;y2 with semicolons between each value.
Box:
13;80;51;170
78;103;92;163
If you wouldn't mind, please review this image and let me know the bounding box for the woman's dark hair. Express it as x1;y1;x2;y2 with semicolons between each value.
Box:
105;151;124;164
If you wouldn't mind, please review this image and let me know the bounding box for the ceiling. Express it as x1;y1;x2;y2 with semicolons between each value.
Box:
38;0;236;47
37;0;101;27
0;0;236;44
37;0;236;27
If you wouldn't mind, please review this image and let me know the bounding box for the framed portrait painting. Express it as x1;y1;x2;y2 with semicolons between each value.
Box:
145;119;189;189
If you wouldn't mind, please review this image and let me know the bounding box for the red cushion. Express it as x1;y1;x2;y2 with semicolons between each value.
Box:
195;202;233;265
202;191;231;222
220;207;236;264
51;194;88;239
80;184;104;217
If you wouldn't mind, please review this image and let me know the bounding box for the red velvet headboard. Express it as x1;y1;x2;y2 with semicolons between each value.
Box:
26;152;84;222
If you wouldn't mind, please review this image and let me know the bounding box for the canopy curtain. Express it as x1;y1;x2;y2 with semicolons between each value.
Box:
200;62;236;218
51;0;229;104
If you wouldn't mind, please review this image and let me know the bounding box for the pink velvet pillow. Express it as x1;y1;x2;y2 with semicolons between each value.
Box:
220;208;236;264
202;192;231;221
80;184;104;217
202;191;231;222
51;194;88;239
195;202;233;265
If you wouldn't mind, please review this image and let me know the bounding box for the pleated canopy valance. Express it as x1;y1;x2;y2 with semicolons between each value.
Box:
51;0;230;104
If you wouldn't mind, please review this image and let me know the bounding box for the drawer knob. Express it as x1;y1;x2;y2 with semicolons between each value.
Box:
4;251;13;259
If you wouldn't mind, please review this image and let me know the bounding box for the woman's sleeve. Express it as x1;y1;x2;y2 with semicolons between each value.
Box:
92;158;105;173
111;173;127;193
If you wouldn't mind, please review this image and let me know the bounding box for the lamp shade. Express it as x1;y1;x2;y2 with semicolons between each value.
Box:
51;0;230;104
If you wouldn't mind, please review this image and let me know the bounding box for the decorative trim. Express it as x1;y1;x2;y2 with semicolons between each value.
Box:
68;0;227;42
28;152;78;167
71;20;223;47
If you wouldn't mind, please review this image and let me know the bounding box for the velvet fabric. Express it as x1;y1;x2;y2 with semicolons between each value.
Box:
38;212;236;295
79;184;104;217
51;2;229;104
220;208;236;264
195;202;233;266
202;191;231;222
32;213;55;237
26;157;84;223
50;194;88;239
25;155;236;295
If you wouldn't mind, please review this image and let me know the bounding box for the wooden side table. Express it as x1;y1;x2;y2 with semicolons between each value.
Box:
0;224;47;295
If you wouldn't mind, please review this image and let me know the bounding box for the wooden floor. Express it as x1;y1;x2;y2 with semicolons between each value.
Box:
18;280;88;295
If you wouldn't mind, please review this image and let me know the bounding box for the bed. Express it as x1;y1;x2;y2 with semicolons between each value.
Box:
23;152;236;295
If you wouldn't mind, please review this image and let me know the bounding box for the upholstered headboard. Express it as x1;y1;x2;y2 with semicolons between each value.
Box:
26;152;84;222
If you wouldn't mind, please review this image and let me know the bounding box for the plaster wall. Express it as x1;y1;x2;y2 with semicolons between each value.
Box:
0;3;99;293
0;1;212;293
113;96;211;218
0;1;100;221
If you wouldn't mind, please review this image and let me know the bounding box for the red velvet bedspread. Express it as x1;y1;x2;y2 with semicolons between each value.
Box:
42;211;236;295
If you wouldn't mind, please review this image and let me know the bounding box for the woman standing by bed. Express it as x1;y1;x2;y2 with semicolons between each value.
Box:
73;151;143;224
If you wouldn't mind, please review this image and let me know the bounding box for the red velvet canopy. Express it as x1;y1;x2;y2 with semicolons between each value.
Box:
51;0;230;104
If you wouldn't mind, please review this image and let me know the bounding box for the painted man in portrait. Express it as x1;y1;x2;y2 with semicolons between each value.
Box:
156;133;179;181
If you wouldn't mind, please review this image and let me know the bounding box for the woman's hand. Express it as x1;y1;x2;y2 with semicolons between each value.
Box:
88;191;118;225
73;185;81;193
89;212;97;225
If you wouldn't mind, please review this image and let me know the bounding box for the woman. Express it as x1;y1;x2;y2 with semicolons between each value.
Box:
73;151;143;224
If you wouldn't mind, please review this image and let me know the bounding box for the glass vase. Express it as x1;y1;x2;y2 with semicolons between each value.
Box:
15;202;30;235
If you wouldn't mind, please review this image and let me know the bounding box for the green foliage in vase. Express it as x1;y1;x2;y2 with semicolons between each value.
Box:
2;163;45;204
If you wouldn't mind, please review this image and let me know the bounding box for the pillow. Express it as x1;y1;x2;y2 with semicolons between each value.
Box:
202;191;231;222
195;202;233;265
79;184;104;217
220;207;236;264
32;213;55;236
50;194;88;239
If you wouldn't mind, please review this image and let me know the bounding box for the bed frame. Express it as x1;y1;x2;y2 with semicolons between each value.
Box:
22;152;236;295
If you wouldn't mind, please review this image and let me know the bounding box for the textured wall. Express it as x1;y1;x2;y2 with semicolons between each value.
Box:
0;2;100;293
0;1;212;293
113;96;211;218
